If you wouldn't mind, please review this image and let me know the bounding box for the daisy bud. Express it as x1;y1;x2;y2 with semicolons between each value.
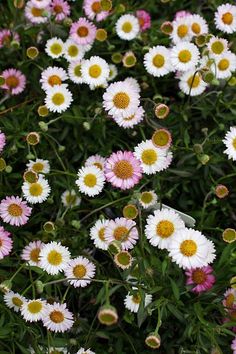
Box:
35;280;44;294
43;221;55;233
26;46;39;59
115;4;126;13
193;144;203;154
160;21;173;35
10;40;20;49
0;280;12;293
38;105;49;117
23;170;38;183
13;0;24;8
145;333;161;349
0;76;5;85
195;34;207;47
96;29;108;42
222;228;236;243
108;240;121;255
122;51;137;68
26;132;40;145
71;220;81;229
152;128;172;149
83;122;91;131
5;165;12;173
111;52;123;64
38;121;48;132
101;0;112;11
114;250;133;270
98;305;118;326
26;153;35;160
154;103;170;119
58;145;65;152
63;17;73;27
215;184;229;199
0;158;6;171
228;77;236;86
69;339;77;346
123;204;138;220
198;154;210;165
202;70;215;84
10;144;18;154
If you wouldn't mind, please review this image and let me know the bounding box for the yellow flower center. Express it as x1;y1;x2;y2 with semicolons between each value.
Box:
222;12;233;25
84;173;97;187
116;251;131;266
48;75;62;87
141;149;157;165
31;7;43;17
152;54;165;68
8;203;23;217
122;22;132;33
52;93;65;105
124;114;135;121
50;310;64;323
156;220;174;238
192;268;207;284
141;192;153;204
180;240;197;257
218;58;229;71
177;24;188;38
113;92;130;109
28;300;42;314
191;22;201;34
6;75;19;88
32;162;44;173
50;43;63;55
187;74;201;88
47;250;62;265
29;183;43;196
98;227;105;241
53;4;63;13
113;160;133;179
89;64;102;78
77;26;89;37
211;41;224;54
178;50;192;63
113;226;129;241
30;248;40;263
74;65;82;77
92;1;101;13
93;162;103;170
73;264;86;278
232;138;236;150
68;45;79;57
132;294;141;304
12;297;23;307
152;130;170;147
225;293;235;308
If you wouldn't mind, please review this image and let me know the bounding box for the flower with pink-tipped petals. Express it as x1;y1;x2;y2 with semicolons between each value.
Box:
136;10;151;31
105;151;142;190
70;17;97;46
185;265;215;293
105;217;139;250
0;196;32;227
51;0;71;22
231;337;236;353
174;10;191;20
0;68;26;95
0;130;6;154
0;226;13;259
83;0;110;22
0;29;20;48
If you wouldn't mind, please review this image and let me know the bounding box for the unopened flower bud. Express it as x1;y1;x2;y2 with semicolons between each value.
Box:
215;184;229;199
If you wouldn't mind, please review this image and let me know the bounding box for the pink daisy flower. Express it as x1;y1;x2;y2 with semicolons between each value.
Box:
25;1;50;24
105;151;142;190
51;0;71;22
185;266;215;294
0;68;26;95
223;288;236;310
105;217;139;250
0;196;32;227
136;10;151;31
174;10;191;20
83;0;110;22
231;337;236;353
0;29;20;48
0;130;6;154
70;17;97;46
21;240;45;266
0;226;13;260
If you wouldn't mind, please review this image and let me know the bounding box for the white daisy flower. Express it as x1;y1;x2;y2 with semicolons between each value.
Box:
113;106;144;129
21;240;45;266
139;190;158;209
4;291;26;313
144;46;173;77
214;3;236;34
145;208;185;250
68;61;84;84
63;38;86;62
103;81;140;118
90;219;109;250
171;42;200;72
26;158;50;174
42;302;74;333
179;70;207;96
40;67;68;91
134;139;170;174
124;290;152;313
116;14;140;41
189;14;208;36
76;348;95;354
61;189;81;208
108;64;118;82
31;0;51;8
45;37;64;59
22;175;51;204
124;77;141;94
223;126;236;161
168;228;215;269
64;256;96;288
171;16;192;44
21;299;47;322
81;56;110;87
207;36;229;57
39;241;71;275
104;217;139;251
206;239;216;264
45;84;73;113
85;154;106;171
25;1;49;24
211;52;236;79
76;165;105;197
